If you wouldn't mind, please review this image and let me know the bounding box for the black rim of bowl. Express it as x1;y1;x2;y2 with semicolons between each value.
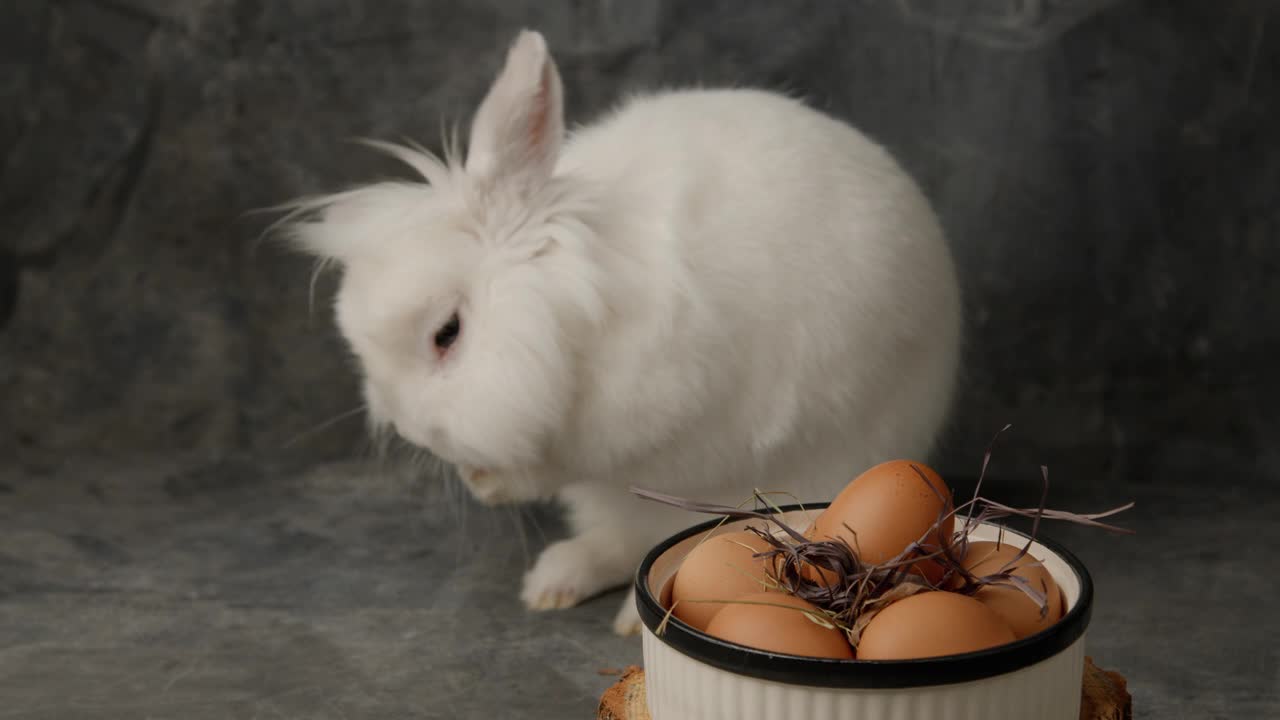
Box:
634;502;1094;689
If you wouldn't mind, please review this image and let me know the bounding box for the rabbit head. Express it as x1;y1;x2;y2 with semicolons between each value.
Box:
286;31;605;481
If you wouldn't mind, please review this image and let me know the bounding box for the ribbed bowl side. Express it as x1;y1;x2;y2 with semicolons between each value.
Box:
642;628;1086;720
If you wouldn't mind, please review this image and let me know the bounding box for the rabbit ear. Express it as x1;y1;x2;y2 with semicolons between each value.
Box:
465;30;564;192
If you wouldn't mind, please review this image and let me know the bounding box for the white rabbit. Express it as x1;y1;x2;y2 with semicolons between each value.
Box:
283;29;963;635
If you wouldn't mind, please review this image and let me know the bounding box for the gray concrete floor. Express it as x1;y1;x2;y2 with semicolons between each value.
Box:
1;453;1275;718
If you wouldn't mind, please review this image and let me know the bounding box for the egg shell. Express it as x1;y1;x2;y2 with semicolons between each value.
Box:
809;460;954;584
704;592;855;659
670;530;777;631
857;590;1017;660
960;540;1064;639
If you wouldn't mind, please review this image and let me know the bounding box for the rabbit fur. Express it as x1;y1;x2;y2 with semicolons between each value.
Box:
284;30;963;635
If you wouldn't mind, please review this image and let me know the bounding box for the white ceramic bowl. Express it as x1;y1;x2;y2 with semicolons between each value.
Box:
635;504;1093;720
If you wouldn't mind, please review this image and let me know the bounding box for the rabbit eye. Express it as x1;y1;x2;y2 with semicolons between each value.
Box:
433;312;461;352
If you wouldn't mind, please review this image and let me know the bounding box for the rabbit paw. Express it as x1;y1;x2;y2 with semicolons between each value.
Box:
521;538;619;611
611;589;643;636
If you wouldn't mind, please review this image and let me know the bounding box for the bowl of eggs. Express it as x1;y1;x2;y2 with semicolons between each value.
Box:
633;459;1115;720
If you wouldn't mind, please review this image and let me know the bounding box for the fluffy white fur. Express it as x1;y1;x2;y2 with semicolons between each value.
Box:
285;30;963;635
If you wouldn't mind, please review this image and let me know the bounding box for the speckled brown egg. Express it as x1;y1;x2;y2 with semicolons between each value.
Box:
670;530;777;631
857;590;1016;660
960;540;1064;639
808;460;954;584
705;592;855;659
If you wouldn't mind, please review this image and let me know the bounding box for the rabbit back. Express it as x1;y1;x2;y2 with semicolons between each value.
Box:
551;88;963;499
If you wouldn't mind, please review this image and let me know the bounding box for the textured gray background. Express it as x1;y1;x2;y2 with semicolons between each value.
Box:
2;0;1278;718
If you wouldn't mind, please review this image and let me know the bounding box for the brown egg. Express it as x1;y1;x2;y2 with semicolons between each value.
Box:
808;460;954;584
857;590;1017;660
671;530;777;631
960;540;1064;639
705;592;855;659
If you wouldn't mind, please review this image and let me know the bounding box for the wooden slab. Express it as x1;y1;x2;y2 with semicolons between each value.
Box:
598;656;1131;720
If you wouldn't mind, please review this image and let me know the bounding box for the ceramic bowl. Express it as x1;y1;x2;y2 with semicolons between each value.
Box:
634;504;1092;720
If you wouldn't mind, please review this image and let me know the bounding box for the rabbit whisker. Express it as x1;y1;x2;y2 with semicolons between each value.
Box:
281;405;368;448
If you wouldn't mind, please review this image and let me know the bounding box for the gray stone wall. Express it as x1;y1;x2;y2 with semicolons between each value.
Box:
3;0;1277;485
